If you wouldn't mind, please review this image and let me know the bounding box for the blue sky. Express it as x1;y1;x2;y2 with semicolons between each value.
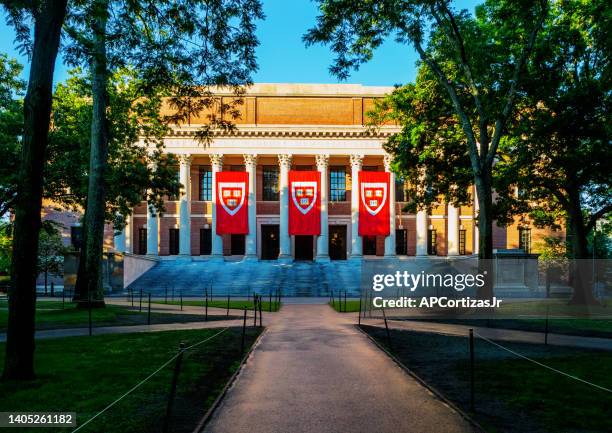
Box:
0;0;480;87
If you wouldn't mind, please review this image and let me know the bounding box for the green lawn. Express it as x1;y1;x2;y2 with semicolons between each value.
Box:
329;300;361;313
0;327;261;433
362;325;612;433
153;299;282;312
0;299;236;331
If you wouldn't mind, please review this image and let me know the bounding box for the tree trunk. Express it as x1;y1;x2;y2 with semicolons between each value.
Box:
2;0;68;381
77;0;110;309
474;170;494;299
567;193;597;305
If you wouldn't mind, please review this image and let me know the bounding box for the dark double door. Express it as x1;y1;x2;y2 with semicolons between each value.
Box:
329;225;347;260
261;225;279;260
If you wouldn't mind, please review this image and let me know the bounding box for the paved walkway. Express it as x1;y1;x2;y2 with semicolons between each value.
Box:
203;305;476;433
0;319;243;342
367;318;612;351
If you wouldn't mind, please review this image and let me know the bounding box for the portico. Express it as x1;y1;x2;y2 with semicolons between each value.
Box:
115;84;478;261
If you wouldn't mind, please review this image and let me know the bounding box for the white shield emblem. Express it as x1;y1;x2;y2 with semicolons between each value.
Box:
291;181;317;215
361;182;387;216
218;182;245;216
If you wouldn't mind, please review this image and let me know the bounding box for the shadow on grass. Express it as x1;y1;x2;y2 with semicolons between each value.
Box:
361;324;612;433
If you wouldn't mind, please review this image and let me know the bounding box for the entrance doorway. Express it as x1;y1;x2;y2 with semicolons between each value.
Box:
200;228;211;255
294;235;314;261
363;236;376;256
261;225;279;260
329;225;347;260
231;234;245;255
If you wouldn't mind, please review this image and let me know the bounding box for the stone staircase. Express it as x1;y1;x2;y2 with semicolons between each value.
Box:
126;259;363;297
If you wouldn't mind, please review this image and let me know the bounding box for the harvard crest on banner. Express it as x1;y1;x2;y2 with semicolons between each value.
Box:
358;171;390;236
289;170;321;235
216;171;249;234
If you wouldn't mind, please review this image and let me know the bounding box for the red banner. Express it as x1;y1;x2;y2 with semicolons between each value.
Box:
289;171;321;235
358;171;390;236
216;171;249;234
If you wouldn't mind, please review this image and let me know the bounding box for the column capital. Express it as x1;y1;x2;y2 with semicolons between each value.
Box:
315;154;330;170
243;153;258;167
383;153;393;172
350;154;364;168
278;154;292;169
178;154;192;165
210;153;224;167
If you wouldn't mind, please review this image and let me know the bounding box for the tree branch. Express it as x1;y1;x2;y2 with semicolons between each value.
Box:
412;38;482;176
486;0;548;167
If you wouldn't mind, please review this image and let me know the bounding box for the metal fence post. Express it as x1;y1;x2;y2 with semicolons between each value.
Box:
344;290;347;313
88;291;93;336
358;296;362;325
148;293;151;325
205;291;208;322
163;342;185;433
469;328;475;412
227;293;230;316
382;308;392;350
253;294;257;327
171;285;174;302
241;308;247;356
139;288;143;312
544;306;549;345
259;295;263;327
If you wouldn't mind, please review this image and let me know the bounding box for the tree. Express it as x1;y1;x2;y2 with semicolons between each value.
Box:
37;221;66;295
61;0;264;307
0;53;24;219
304;0;549;274
2;0;69;380
493;0;611;304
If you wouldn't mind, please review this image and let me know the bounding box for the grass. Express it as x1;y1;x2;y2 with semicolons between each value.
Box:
152;299;282;312
328;300;361;313
362;325;612;433
0;327;261;433
0;299;237;332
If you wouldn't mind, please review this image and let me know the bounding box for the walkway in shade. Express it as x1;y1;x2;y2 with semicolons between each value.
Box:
203;305;476;433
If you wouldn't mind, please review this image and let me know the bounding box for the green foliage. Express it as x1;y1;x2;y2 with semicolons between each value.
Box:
0;54;25;219
0;222;11;275
36;220;67;278
47;68;181;229
493;0;612;255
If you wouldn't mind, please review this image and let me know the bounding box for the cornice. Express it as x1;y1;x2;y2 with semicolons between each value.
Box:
164;126;399;139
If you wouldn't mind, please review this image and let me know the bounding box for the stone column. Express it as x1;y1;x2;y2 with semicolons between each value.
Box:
416;210;428;256
315;154;330;261
146;202;159;255
278;154;292;260
125;215;133;254
383;154;397;258
447;204;460;256
244;154;258;260
178;154;192;256
350;154;363;258
210;154;224;258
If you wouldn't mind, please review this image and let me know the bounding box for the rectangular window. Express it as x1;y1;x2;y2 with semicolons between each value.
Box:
519;227;531;253
395;177;406;202
169;169;180;200
329;166;346;202
169;228;179;255
459;229;467;255
427;229;437;255
138;228;147;255
70;226;83;251
200;228;212;255
263;166;279;201
199;166;212;201
396;229;407;255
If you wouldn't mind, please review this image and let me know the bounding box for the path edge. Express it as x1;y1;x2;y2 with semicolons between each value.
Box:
355;324;488;433
192;326;268;433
